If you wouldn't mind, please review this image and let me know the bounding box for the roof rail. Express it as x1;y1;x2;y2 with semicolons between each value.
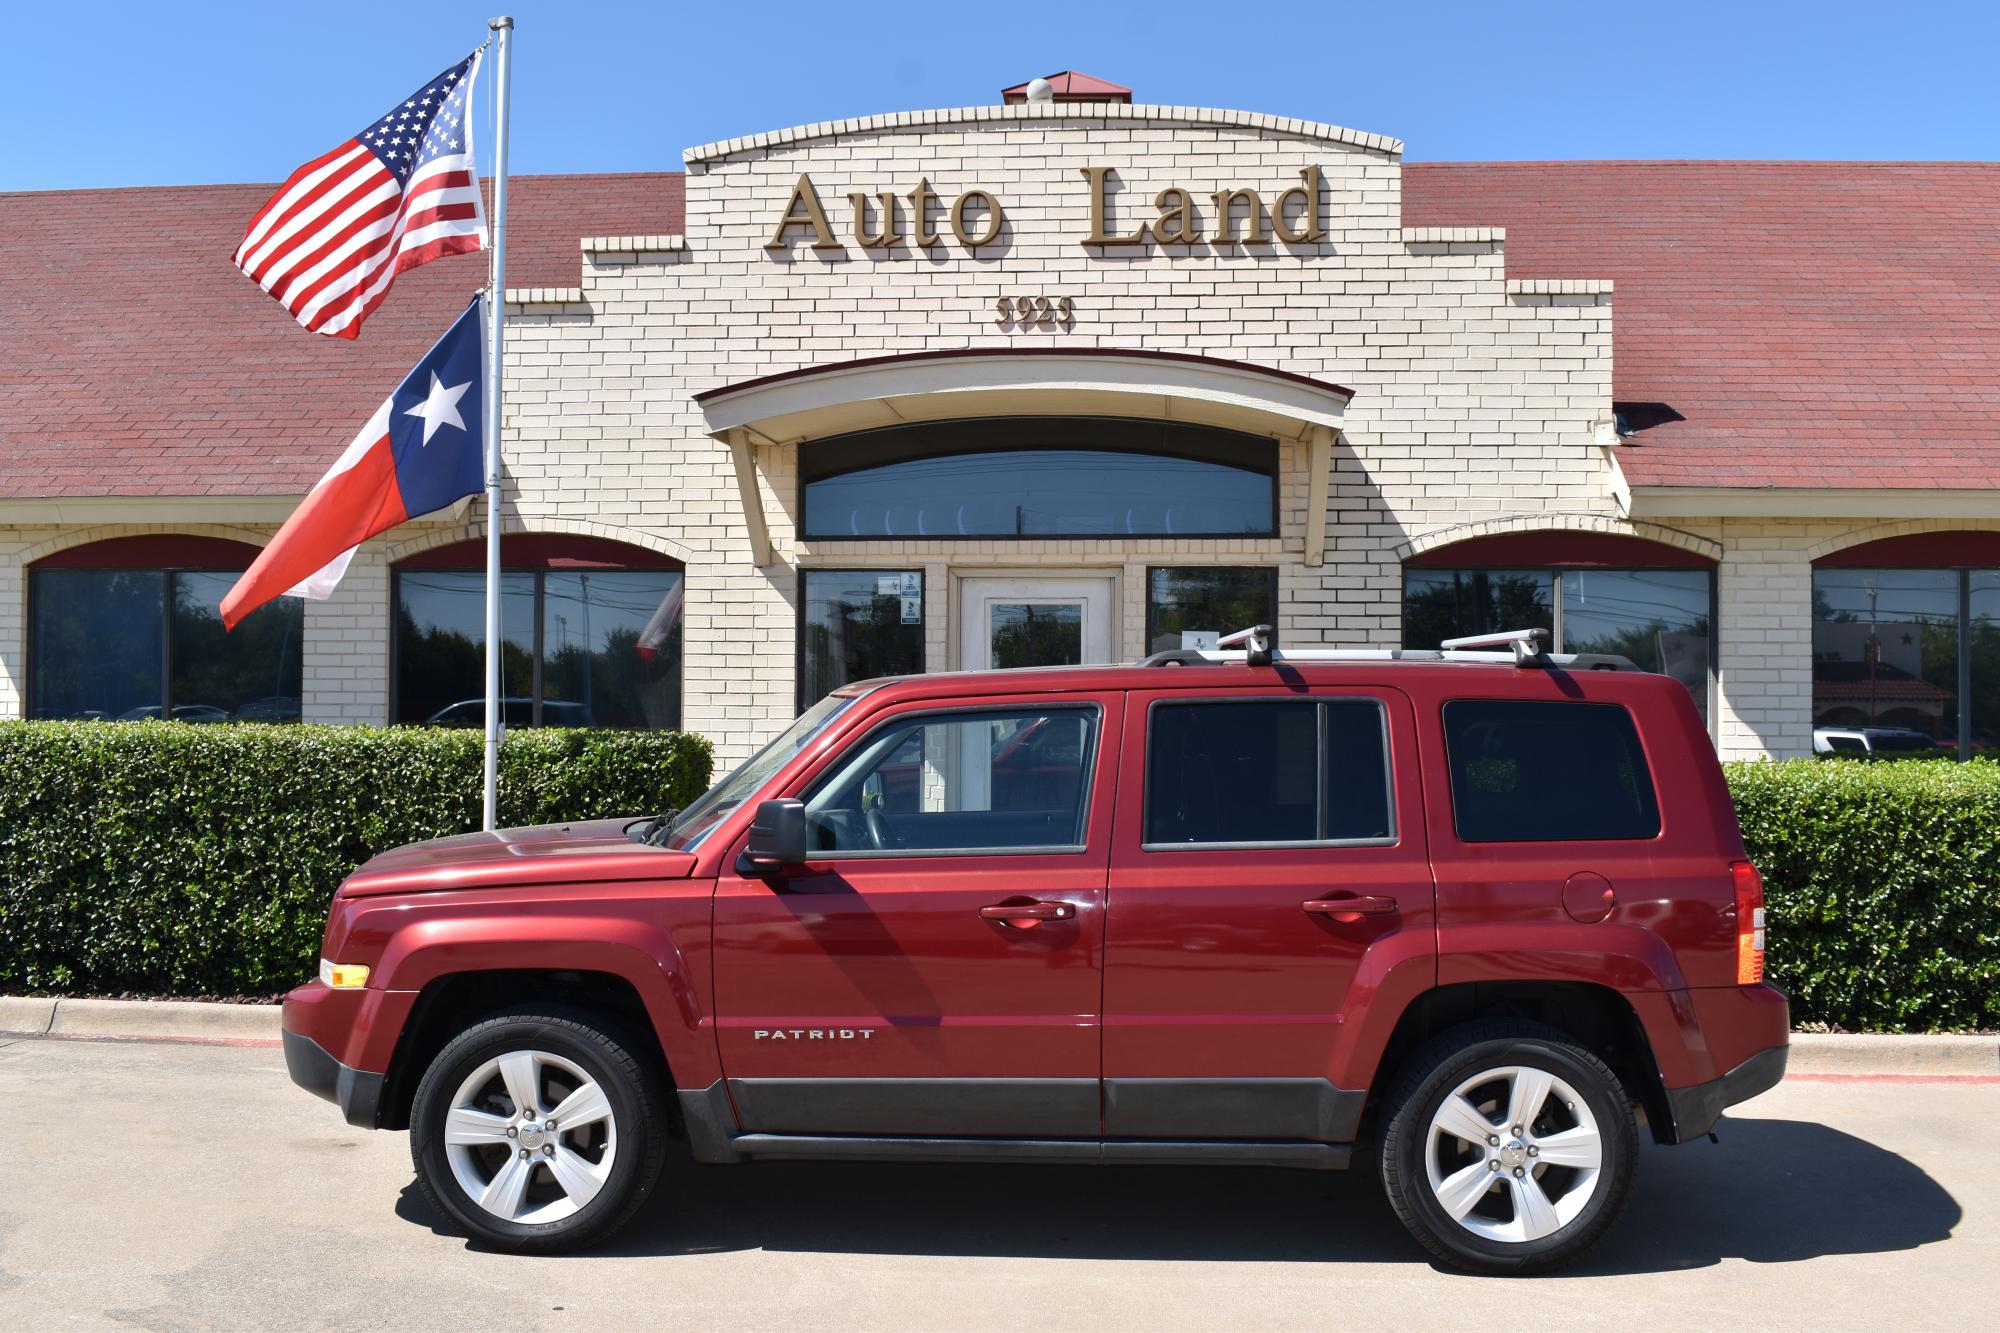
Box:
1136;625;1640;673
1440;627;1551;665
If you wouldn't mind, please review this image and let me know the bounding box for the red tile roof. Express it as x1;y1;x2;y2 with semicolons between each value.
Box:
0;173;682;499
4;159;1994;501
1402;161;2000;491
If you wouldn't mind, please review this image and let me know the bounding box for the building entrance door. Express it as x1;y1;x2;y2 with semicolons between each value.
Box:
959;576;1116;670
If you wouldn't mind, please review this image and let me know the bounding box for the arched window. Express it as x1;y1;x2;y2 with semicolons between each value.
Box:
801;417;1278;540
392;535;684;730
1402;531;1716;723
1812;531;2000;760
29;535;302;722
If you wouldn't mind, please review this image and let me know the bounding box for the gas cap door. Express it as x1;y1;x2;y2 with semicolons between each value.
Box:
1562;871;1616;924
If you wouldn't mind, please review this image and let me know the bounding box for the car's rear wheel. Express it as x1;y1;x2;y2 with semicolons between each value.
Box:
1379;1021;1637;1275
410;1010;667;1252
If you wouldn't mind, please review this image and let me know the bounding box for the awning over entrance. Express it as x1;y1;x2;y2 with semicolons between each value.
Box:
695;348;1355;565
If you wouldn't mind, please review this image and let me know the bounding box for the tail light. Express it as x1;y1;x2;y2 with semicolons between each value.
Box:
1732;860;1766;985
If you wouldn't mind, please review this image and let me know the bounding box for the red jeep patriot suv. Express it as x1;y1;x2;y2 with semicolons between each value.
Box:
282;626;1787;1274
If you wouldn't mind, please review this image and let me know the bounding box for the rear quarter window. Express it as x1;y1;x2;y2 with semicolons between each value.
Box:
1442;699;1660;843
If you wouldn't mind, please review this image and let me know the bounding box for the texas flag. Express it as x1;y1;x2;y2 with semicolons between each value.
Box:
221;295;485;629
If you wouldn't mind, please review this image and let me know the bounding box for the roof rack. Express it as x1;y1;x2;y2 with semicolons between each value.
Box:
1137;624;1641;673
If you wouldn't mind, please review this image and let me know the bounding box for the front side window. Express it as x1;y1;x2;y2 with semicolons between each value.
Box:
1405;566;1712;723
394;561;682;729
1146;567;1278;654
803;707;1098;854
30;563;301;722
799;570;923;709
801;417;1277;540
1145;699;1392;846
1442;699;1660;843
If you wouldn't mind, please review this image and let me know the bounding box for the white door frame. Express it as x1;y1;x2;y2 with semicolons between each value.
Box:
957;574;1117;671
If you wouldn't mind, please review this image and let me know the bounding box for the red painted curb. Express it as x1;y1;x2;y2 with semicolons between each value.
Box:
16;1030;283;1051
1787;1072;2000;1086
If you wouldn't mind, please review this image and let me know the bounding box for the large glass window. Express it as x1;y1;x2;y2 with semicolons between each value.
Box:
1404;569;1554;650
1144;699;1392;847
30;549;302;723
1442;700;1660;843
1404;565;1712;724
802;417;1277;540
1146;567;1279;654
802;706;1098;854
799;570;924;709
171;572;306;722
1559;570;1712;710
393;539;683;729
1812;568;1964;756
394;571;536;725
1974;573;2000;758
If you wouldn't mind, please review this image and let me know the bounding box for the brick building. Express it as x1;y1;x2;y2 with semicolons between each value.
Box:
5;77;1998;765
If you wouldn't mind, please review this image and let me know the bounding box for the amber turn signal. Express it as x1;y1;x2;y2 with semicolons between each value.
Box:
319;959;371;989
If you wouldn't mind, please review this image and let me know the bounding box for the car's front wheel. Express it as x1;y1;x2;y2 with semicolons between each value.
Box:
410;1009;667;1252
1379;1021;1638;1275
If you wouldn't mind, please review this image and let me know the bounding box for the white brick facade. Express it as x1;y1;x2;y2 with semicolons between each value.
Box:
0;104;1976;764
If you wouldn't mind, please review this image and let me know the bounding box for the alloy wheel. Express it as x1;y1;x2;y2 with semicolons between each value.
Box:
441;1048;620;1225
1423;1063;1603;1244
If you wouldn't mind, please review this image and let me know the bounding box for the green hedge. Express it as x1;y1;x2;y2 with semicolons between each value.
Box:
1728;758;2000;1033
0;722;711;997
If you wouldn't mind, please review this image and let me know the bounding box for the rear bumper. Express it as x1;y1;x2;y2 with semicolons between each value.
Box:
282;1027;385;1129
1663;1042;1789;1144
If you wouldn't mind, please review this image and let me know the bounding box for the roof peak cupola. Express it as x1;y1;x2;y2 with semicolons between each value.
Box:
1000;71;1133;104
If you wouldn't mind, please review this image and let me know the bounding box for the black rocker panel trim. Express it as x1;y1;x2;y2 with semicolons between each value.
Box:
1102;1077;1367;1142
731;1135;1350;1170
726;1077;1100;1138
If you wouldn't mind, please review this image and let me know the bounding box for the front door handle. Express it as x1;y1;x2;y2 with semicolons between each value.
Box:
1302;895;1398;923
979;898;1077;928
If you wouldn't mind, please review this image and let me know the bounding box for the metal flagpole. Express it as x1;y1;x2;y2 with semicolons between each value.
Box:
481;15;514;832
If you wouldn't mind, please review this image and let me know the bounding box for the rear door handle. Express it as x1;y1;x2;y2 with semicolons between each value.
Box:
979;899;1077;927
1302;895;1398;922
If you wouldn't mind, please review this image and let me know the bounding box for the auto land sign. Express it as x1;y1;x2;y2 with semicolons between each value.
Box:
764;165;1328;253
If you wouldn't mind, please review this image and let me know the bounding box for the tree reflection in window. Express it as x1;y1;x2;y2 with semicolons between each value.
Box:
801;418;1277;540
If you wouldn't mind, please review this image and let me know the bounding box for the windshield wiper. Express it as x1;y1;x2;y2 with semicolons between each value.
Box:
627;806;681;846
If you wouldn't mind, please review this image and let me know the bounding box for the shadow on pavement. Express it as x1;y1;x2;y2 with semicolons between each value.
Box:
395;1116;1959;1272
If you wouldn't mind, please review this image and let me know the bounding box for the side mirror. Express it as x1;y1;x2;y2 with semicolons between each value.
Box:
739;798;808;877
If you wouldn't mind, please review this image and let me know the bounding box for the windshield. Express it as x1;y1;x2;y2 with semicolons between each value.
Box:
666;693;856;851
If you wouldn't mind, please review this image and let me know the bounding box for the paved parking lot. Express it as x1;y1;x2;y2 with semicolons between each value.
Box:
1;1034;1992;1331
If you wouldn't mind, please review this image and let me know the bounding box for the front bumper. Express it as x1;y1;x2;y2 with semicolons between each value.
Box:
282;1028;385;1129
1663;1043;1789;1144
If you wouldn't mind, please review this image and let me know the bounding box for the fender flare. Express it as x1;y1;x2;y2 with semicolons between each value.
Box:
1331;922;1695;1098
370;910;720;1090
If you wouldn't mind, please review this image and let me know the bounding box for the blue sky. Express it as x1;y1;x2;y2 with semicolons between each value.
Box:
7;0;1996;190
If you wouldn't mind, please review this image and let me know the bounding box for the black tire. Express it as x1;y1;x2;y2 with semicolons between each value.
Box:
410;1008;668;1253
1378;1020;1638;1275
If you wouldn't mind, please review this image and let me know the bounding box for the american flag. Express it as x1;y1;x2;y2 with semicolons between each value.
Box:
232;51;486;340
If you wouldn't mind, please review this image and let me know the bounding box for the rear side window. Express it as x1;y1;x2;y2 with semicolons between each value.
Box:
1442;699;1660;843
1145;699;1392;846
